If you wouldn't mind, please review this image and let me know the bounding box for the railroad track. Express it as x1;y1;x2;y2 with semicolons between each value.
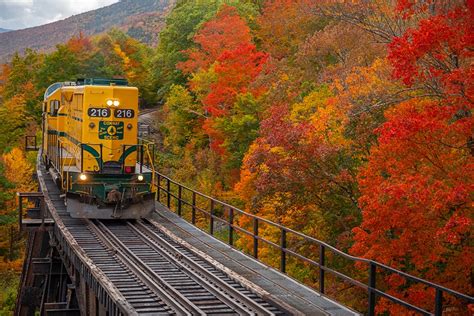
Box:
139;107;158;116
138;107;158;137
74;218;285;315
34;108;288;314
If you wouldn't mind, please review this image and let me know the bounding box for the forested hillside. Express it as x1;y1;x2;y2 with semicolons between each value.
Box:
0;0;472;314
0;0;175;62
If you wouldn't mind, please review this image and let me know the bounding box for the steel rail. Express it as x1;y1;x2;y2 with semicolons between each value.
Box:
133;220;277;316
129;221;260;315
127;222;259;316
88;219;203;316
138;108;157;116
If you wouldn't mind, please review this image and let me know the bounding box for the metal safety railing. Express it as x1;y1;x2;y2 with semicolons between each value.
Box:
17;192;47;231
154;171;474;315
25;136;39;152
135;138;156;174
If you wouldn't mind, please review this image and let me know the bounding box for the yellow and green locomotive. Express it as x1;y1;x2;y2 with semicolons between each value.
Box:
42;78;156;219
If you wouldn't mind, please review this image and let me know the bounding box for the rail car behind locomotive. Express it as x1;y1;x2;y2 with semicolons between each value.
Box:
42;78;156;219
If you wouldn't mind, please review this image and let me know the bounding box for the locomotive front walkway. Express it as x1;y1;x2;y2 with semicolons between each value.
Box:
151;202;358;316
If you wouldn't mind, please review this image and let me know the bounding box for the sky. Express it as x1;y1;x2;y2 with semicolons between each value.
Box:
0;0;119;30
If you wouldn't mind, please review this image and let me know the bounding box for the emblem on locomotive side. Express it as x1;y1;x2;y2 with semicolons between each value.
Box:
99;121;124;140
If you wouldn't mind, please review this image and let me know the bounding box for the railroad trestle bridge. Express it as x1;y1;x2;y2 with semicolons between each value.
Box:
15;141;474;315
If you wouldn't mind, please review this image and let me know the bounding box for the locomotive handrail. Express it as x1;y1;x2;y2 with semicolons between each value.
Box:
154;171;473;315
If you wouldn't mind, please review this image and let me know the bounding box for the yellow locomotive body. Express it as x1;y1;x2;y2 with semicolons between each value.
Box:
42;78;156;219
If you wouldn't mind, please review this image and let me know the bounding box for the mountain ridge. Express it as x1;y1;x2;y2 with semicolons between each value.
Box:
0;0;175;62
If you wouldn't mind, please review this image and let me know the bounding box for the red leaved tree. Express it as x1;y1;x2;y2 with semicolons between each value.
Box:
352;98;473;313
352;1;473;313
180;5;268;156
177;5;253;74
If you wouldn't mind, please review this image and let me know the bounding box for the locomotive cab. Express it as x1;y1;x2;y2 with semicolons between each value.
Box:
42;79;156;219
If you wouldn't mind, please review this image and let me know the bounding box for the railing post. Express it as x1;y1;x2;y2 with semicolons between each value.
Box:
40;196;45;225
157;174;161;203
253;218;259;259
140;144;144;173
280;228;286;273
177;185;182;217
209;200;214;235
368;262;376;316
228;208;234;246
152;145;155;168
192;192;196;225
99;144;100;173
121;145;125;174
319;244;325;294
80;144;83;172
57;138;60;167
166;178;171;208
434;289;443;316
18;194;22;231
59;142;62;172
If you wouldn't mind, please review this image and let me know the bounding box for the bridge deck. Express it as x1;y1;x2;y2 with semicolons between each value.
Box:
151;203;357;316
37;161;293;315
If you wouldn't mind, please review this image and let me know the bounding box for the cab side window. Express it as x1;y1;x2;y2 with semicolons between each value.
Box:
50;100;60;116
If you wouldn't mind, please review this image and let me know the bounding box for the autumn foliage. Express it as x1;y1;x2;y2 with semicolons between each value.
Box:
159;0;473;313
352;99;473;312
178;5;253;74
171;5;268;163
345;1;474;312
389;0;474;102
1;0;472;314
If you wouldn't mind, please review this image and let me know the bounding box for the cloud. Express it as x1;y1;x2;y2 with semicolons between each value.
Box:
0;0;118;30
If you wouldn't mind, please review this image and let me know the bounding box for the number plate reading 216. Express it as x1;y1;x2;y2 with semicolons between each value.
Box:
115;109;134;118
99;121;124;140
88;108;111;117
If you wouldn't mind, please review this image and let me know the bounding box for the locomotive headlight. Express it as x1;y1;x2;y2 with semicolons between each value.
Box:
113;100;120;106
106;99;113;106
137;174;144;182
79;173;87;181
